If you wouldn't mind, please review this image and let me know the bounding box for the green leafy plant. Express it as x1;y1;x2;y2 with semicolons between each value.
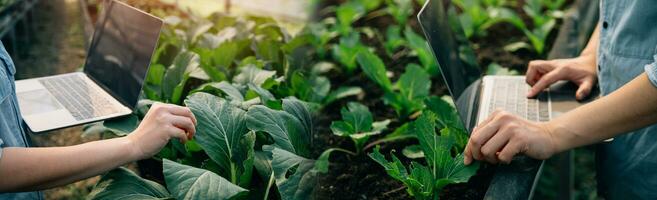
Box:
386;0;414;27
503;0;565;55
369;110;479;199
331;102;390;154
357;50;432;118
88;160;248;200
451;0;525;39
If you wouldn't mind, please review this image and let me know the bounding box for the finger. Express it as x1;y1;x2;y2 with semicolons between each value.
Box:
497;140;523;164
464;143;473;165
476;109;503;130
480;127;513;164
527;69;563;98
167;105;197;125
174;128;188;144
170;115;196;136
526;60;552;85
575;79;594;100
469;116;504;161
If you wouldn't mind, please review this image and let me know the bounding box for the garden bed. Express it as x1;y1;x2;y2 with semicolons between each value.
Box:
79;0;592;199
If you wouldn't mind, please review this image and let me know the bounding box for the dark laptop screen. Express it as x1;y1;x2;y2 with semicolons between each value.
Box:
84;1;162;108
417;0;482;128
417;0;481;100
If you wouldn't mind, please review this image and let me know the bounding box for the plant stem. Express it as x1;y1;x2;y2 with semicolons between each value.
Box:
363;135;415;152
328;147;357;156
230;162;238;184
263;173;275;200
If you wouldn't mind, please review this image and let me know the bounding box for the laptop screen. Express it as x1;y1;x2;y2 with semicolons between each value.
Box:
417;0;482;128
84;1;162;109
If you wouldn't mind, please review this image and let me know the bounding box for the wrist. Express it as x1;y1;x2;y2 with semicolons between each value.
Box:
542;121;563;155
120;134;144;162
577;54;597;70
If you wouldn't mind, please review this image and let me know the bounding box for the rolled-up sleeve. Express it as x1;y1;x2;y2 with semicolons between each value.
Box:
645;54;657;87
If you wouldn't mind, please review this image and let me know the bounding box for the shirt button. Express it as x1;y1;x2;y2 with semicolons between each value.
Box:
598;65;601;71
603;21;609;29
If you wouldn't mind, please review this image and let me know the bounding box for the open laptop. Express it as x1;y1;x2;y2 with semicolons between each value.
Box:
417;0;551;131
15;0;163;132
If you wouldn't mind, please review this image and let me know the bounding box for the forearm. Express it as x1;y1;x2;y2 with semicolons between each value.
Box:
548;74;657;152
0;137;139;192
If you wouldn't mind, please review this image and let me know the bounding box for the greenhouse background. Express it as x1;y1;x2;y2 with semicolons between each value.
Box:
2;0;602;199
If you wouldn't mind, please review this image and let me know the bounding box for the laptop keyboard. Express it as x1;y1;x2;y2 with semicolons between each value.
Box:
39;74;119;121
487;78;550;122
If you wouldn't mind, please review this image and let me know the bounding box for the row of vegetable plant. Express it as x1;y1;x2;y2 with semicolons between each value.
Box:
82;0;570;199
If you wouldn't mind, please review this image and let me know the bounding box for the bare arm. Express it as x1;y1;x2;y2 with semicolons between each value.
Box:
464;73;657;164
549;73;657;152
0;103;197;192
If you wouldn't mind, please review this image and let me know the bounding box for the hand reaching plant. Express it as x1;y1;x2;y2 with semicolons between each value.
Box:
126;103;197;160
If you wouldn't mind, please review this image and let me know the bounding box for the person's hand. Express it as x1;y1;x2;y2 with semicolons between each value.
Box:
463;110;558;165
126;103;197;160
526;56;597;100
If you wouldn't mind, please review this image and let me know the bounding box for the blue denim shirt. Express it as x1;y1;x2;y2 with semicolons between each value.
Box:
0;42;43;199
596;0;657;199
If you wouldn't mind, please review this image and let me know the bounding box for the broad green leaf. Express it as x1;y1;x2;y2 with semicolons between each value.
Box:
384;25;406;56
341;102;373;132
332;32;366;73
290;72;330;103
246;105;310;157
408;162;434;197
247;83;282;109
254;39;285;74
282;98;314;144
331;102;390;152
184;93;253;186
163;159;247;200
162;51;202;104
233;66;276;87
413;111;450;177
425;96;463;128
88;167;172;200
264;146;320;200
414;111;479;183
356;51;393;92
398;64;431;102
324;86;363;105
336;2;365;35
102;115;139;136
369;147;410;182
191;81;245;102
386;0;413;26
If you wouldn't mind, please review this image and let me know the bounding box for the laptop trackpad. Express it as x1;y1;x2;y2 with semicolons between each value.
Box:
18;89;63;116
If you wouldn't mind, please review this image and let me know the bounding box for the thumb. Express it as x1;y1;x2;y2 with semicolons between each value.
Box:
575;80;594;100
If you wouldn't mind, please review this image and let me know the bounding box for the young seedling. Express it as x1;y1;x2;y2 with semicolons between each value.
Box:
369;111;479;199
331;102;391;154
357;50;432;118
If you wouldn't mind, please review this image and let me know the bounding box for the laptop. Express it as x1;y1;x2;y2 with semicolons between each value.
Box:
15;0;163;133
417;0;551;132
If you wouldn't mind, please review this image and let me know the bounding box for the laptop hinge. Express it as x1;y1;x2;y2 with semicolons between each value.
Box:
83;73;134;109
